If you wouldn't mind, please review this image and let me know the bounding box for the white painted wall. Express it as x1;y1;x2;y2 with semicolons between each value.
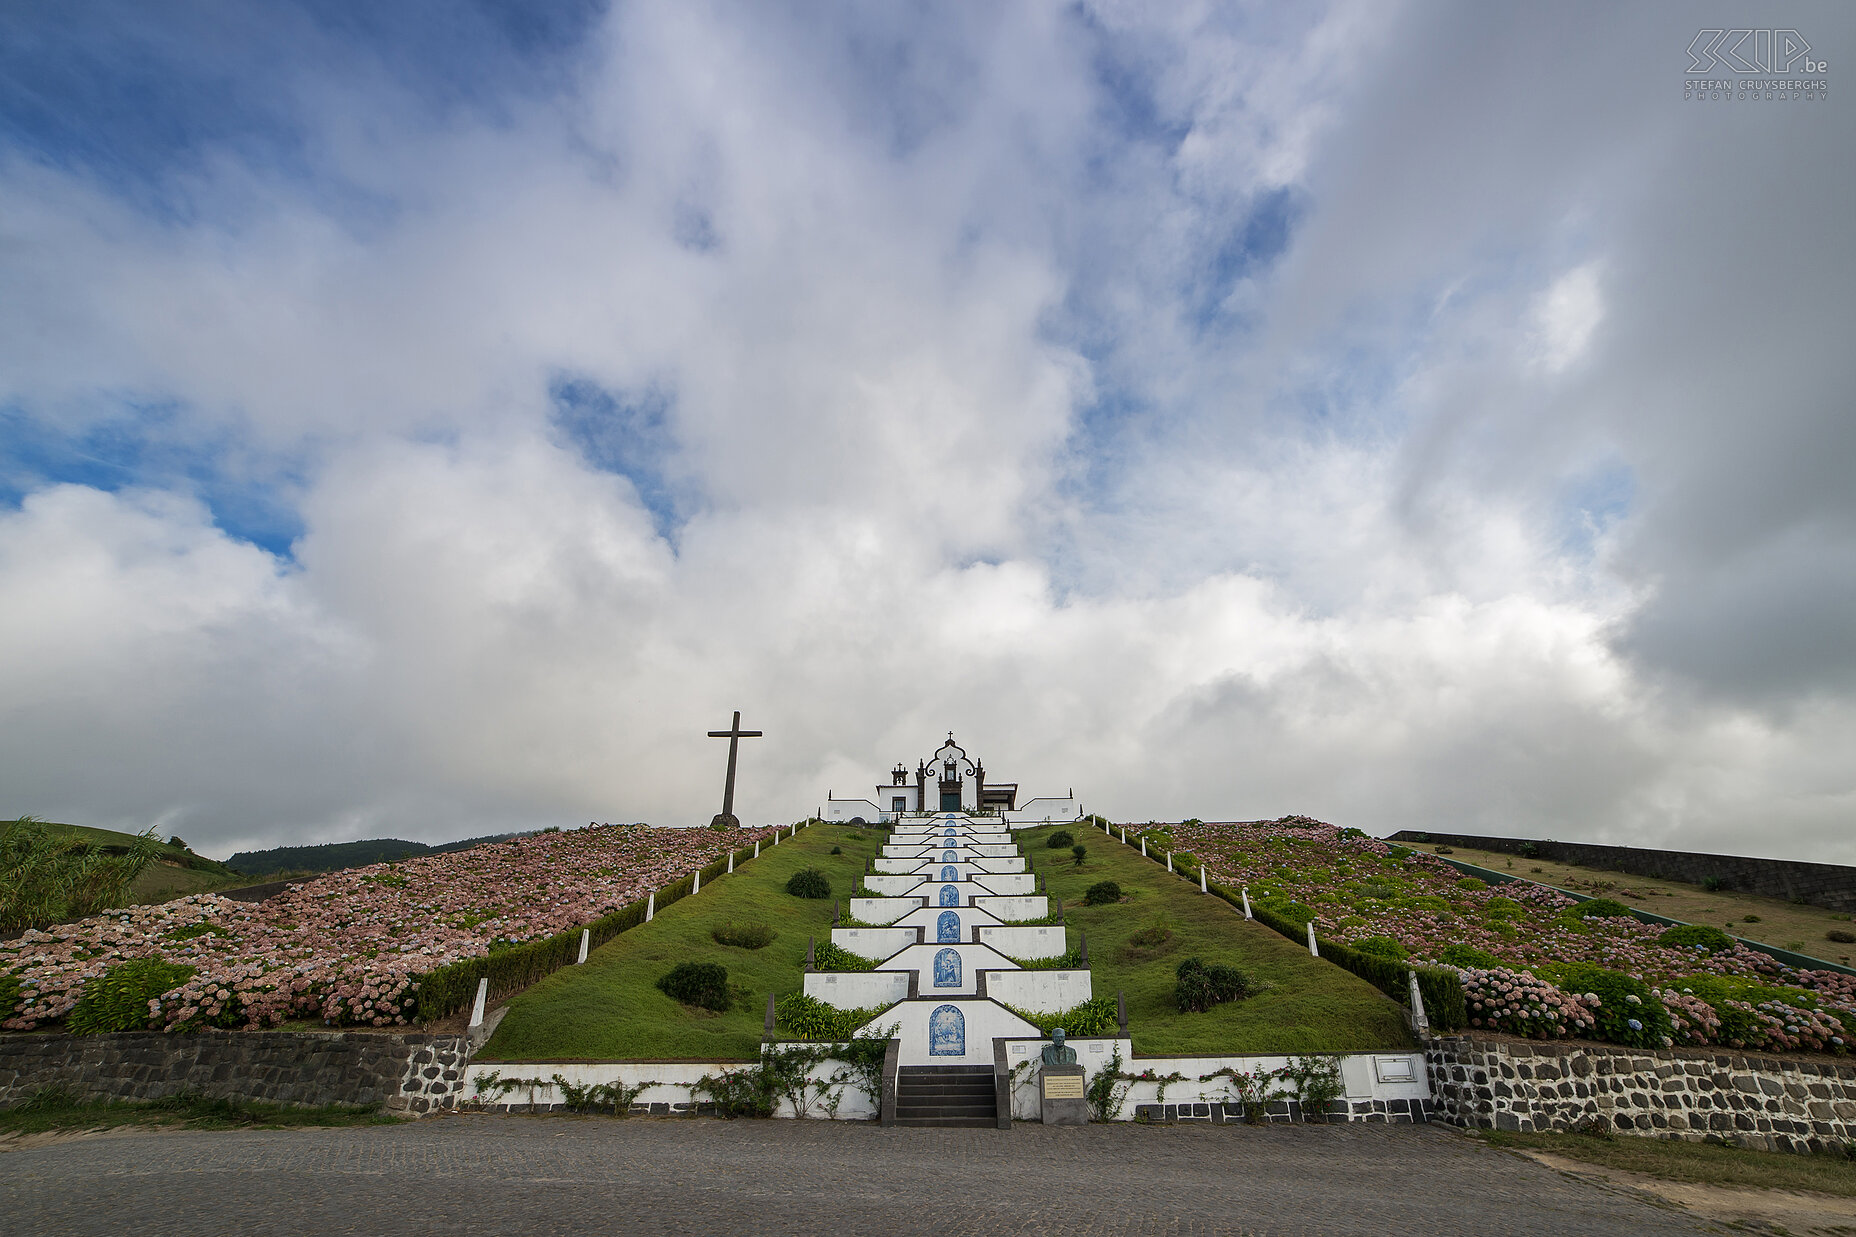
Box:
877;997;1042;1066
983;969;1092;1014
804;970;910;1010
975;895;1048;920
850;897;921;925
831;926;916;961
877;943;1017;997
978;924;1069;959
972;873;1035;896
460;1059;881;1120
861;874;924;896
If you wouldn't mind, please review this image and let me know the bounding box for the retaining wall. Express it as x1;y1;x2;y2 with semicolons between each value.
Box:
1387;831;1856;913
0;1029;466;1113
1427;1035;1856;1152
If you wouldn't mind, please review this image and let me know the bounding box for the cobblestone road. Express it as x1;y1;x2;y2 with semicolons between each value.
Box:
5;1115;1718;1236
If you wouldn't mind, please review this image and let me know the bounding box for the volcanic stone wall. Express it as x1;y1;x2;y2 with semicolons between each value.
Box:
0;1029;468;1113
1427;1035;1856;1152
1386;831;1856;913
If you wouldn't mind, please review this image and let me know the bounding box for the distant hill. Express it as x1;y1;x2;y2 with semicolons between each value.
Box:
226;831;528;877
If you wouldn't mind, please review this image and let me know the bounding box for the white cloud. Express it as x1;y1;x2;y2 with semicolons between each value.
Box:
1;0;1852;864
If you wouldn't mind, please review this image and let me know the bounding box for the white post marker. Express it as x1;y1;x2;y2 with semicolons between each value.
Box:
1119;827;1126;843
1199;865;1207;894
727;851;734;874
1140;837;1147;857
1408;970;1429;1033
1306;920;1319;957
577;929;590;964
1241;887;1252;919
1166;852;1173;873
693;869;701;895
774;829;780;846
468;977;489;1029
754;840;761;858
646;891;656;922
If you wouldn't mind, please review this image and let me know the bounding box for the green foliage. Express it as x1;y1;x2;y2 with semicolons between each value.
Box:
786;868;831;899
162;922;228;942
1003;995;1118;1037
1046;830;1074;849
0;970;21;1021
773;992;889;1041
1353;935;1408;961
1003;948;1084;971
1084;880;1122;906
1657;924;1736;953
712;921;776;950
1547;963;1672;1048
1081;815;1110;830
810;941;875;972
1281;1054;1346;1121
1576;898;1634;919
1386;845;1413;860
1272;901;1316;924
1174;957;1252;1012
1438;944;1504;969
0;816;162;933
692;1064;776;1117
657;962;731;1012
1701;875;1728;892
1828;929;1856;945
67;958;196;1034
1071;845;1088;866
1199;1065;1282;1123
1455;877;1487;892
1086;1045;1131;1122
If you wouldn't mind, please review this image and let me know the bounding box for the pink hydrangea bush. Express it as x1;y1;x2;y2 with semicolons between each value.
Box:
1167;819;1855;1055
1;823;775;1033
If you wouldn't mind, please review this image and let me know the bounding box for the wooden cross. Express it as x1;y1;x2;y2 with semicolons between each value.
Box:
706;710;763;828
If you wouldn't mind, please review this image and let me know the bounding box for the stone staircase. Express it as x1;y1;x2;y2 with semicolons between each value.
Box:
894;1064;997;1127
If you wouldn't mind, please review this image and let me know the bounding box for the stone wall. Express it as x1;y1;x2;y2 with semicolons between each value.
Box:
0;1030;469;1114
1386;830;1856;913
1426;1035;1856;1152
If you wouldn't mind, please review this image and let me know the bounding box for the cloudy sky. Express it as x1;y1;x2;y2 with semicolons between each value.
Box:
2;1;1851;862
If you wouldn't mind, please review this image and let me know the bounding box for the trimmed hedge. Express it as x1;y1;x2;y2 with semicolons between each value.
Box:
1222;885;1467;1031
412;842;758;1021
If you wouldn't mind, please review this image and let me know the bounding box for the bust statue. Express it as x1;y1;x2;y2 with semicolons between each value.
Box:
1040;1027;1078;1066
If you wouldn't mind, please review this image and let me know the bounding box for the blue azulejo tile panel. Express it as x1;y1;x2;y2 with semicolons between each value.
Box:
936;910;961;942
928;1004;965;1056
938;884;960;907
932;948;961;988
939;865;958;881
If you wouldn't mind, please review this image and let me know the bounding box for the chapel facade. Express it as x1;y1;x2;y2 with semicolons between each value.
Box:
822;733;1080;825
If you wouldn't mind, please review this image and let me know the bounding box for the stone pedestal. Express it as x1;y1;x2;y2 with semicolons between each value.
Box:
1039;1064;1088;1125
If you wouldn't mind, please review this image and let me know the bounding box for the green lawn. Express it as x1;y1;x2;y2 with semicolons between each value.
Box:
1468;1128;1856;1198
484;820;1412;1062
1026;823;1414;1056
0;1090;397;1135
480;824;880;1062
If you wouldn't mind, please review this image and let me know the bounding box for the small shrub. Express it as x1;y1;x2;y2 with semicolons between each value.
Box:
1455;877;1486;892
810;941;875;972
1071;845;1087;866
786;869;831;899
1047;830;1074;849
829;846;842;855
1353;935;1408;961
1282;1054;1345;1122
1386;844;1413;860
1548;963;1672;1048
657;962;731;1012
1743;914;1761;923
1174;957;1252;1012
1577;898;1633;919
1084;880;1121;906
1657;924;1736;953
1829;930;1856;945
1275;901;1316;925
1437;944;1503;969
1434;846;1454;855
1126;913;1174;950
1701;875;1728;891
712;922;776;950
773;992;886;1041
1518;841;1542;859
67;958;196;1034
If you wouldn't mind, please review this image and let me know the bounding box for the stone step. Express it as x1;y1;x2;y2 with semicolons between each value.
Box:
893;1064;997;1127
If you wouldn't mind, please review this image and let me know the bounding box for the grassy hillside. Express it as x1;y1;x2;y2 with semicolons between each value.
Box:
482;820;1413;1063
28;821;250;906
481;824;876;1062
228;831;529;877
1024;822;1413;1056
